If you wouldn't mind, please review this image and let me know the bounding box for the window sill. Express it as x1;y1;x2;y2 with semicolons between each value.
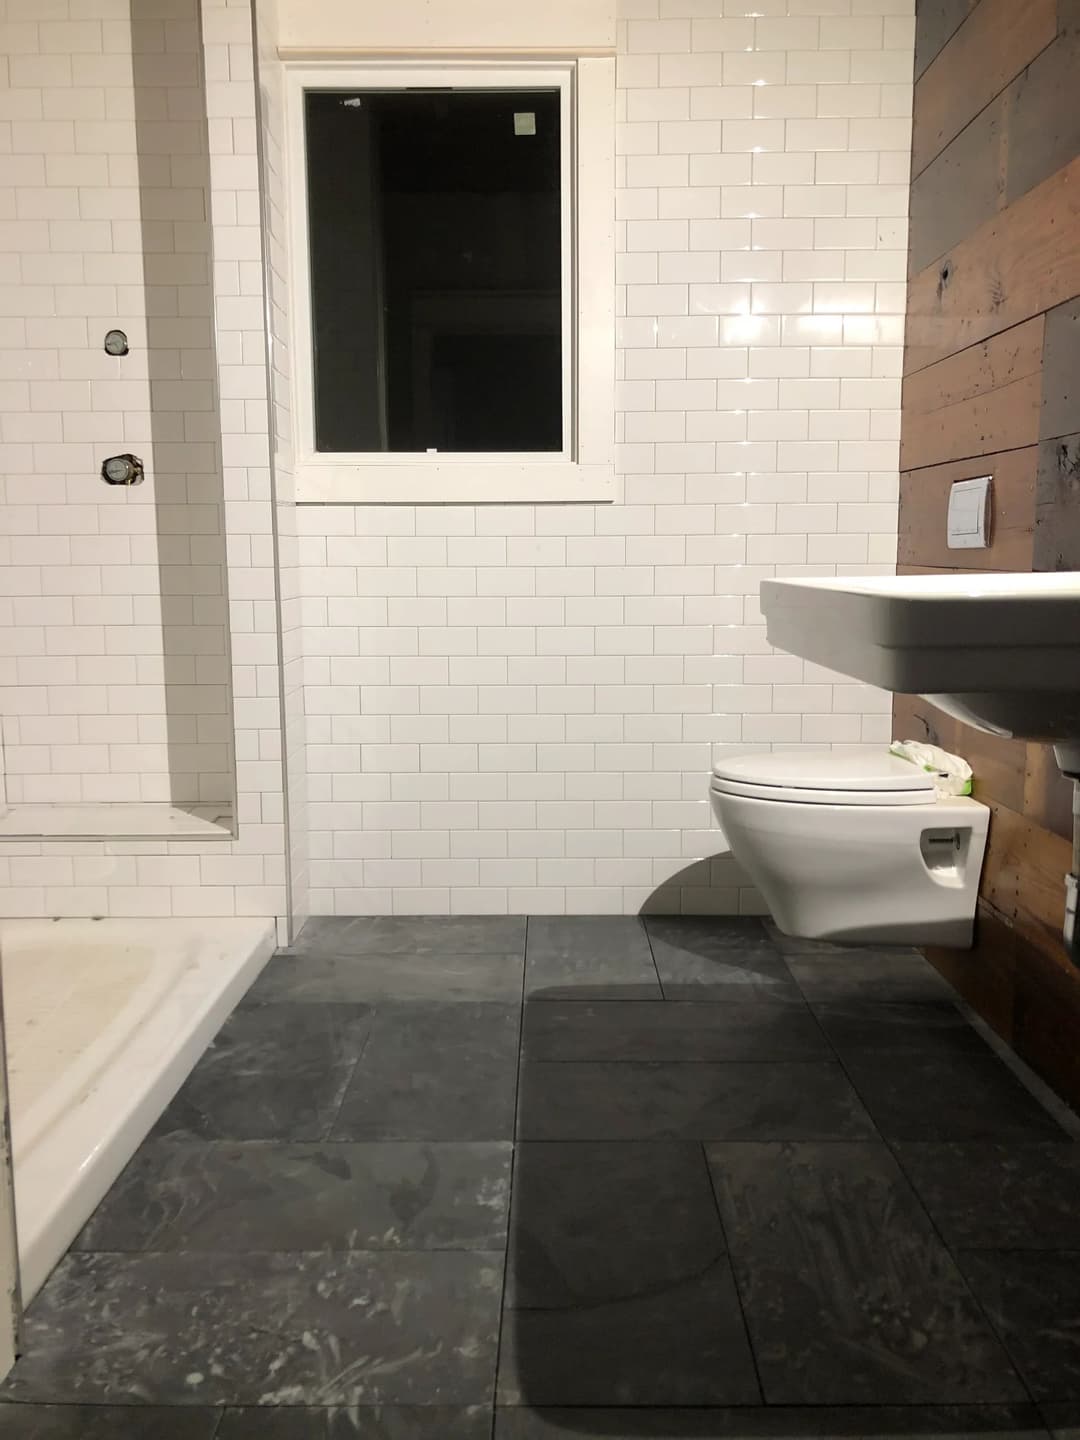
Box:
294;460;615;504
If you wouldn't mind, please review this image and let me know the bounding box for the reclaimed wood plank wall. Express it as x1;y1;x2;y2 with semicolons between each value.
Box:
899;0;1080;1102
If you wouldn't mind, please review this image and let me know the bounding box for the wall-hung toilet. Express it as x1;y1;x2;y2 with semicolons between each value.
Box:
709;751;989;948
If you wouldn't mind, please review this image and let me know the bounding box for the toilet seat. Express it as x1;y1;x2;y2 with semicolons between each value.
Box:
710;750;937;807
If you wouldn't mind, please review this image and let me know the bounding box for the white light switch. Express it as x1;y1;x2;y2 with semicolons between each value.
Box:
947;475;992;549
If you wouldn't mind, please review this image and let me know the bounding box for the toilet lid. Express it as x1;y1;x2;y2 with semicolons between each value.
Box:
711;750;938;807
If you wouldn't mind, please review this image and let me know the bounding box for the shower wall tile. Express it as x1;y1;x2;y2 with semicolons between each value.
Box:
0;0;290;928
294;0;913;917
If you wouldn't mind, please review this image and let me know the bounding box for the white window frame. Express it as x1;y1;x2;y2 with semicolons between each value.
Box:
285;59;615;504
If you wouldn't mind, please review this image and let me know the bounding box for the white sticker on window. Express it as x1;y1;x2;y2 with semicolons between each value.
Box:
513;111;537;136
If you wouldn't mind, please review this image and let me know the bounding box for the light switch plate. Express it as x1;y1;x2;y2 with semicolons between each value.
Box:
947;475;992;549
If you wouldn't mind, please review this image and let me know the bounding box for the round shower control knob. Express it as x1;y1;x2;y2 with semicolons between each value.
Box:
100;454;144;486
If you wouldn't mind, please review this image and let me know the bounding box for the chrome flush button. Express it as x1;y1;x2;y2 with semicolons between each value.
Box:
103;328;129;356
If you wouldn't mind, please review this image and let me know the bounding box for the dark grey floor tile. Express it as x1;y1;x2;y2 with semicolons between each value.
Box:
332;1003;520;1141
293;916;527;956
522;1000;829;1063
813;1001;988;1057
527;916;652;960
650;943;801;1005
74;1140;511;1253
517;1061;874;1141
960;1251;1080;1401
525;917;659;998
507;1141;724;1308
152;1003;372;1142
495;1406;1049;1439
2;1250;503;1407
0;1409;218;1439
497;1255;759;1406
646;916;778;954
216;1407;492;1438
786;951;955;1003
248;951;524;1004
707;1142;1026;1405
842;1052;1068;1142
1043;1402;1080;1439
764;920;925;960
896;1143;1080;1251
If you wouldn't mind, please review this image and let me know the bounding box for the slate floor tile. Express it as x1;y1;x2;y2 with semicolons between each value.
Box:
645;916;778;954
959;1251;1080;1401
648;938;800;1008
706;1142;1026;1405
524;917;660;1000
292;916;527;956
812;1001;988;1057
152;1003;373;1142
331;1003;520;1141
1043;1403;1080;1439
1;1250;503;1407
494;1406;1050;1439
842;1052;1067;1142
517;1061;874;1141
0;1409;219;1439
247;951;524;1004
764;920;925;960
215;1407;493;1438
507;1141;724;1309
497;1255;759;1406
521;999;829;1063
785;952;955;1003
74;1140;512;1253
895;1143;1080;1250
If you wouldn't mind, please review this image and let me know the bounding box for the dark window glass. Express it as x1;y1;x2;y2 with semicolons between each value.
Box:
304;87;563;454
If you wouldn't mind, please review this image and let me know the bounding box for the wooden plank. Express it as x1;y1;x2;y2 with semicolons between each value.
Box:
980;799;1072;944
927;905;1080;1112
905;153;1080;373
892;690;1027;815
1025;742;1076;842
1040;297;1080;443
1004;25;1080;207
914;0;978;82
911;0;1057;178
909;96;1004;276
900;373;1041;471
1034;431;1080;570
897;448;1037;572
903;316;1044;419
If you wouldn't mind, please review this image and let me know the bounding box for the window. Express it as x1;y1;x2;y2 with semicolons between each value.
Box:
286;63;615;503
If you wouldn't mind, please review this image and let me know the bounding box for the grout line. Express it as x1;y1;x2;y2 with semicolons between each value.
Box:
951;997;1080;1140
822;1043;1040;1408
488;916;529;1433
699;1140;766;1406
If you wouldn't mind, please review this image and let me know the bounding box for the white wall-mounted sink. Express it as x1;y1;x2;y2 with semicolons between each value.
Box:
759;572;1080;770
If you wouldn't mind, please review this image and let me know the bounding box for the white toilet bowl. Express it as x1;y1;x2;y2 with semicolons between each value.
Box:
709;750;989;947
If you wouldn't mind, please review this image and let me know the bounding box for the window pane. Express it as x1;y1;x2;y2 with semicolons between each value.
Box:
304;87;564;455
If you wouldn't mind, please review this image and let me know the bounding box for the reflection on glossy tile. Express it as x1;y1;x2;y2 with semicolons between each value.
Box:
248;951;524;1004
708;1142;1026;1405
75;1141;512;1254
522;1000;829;1063
331;1003;520;1142
518;1061;874;1141
2;1251;503;1407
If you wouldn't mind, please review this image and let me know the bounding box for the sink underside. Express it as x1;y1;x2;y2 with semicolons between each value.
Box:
760;572;1080;746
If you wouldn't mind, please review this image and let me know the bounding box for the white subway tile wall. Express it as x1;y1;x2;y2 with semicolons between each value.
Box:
294;0;913;916
0;0;290;923
0;0;231;808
